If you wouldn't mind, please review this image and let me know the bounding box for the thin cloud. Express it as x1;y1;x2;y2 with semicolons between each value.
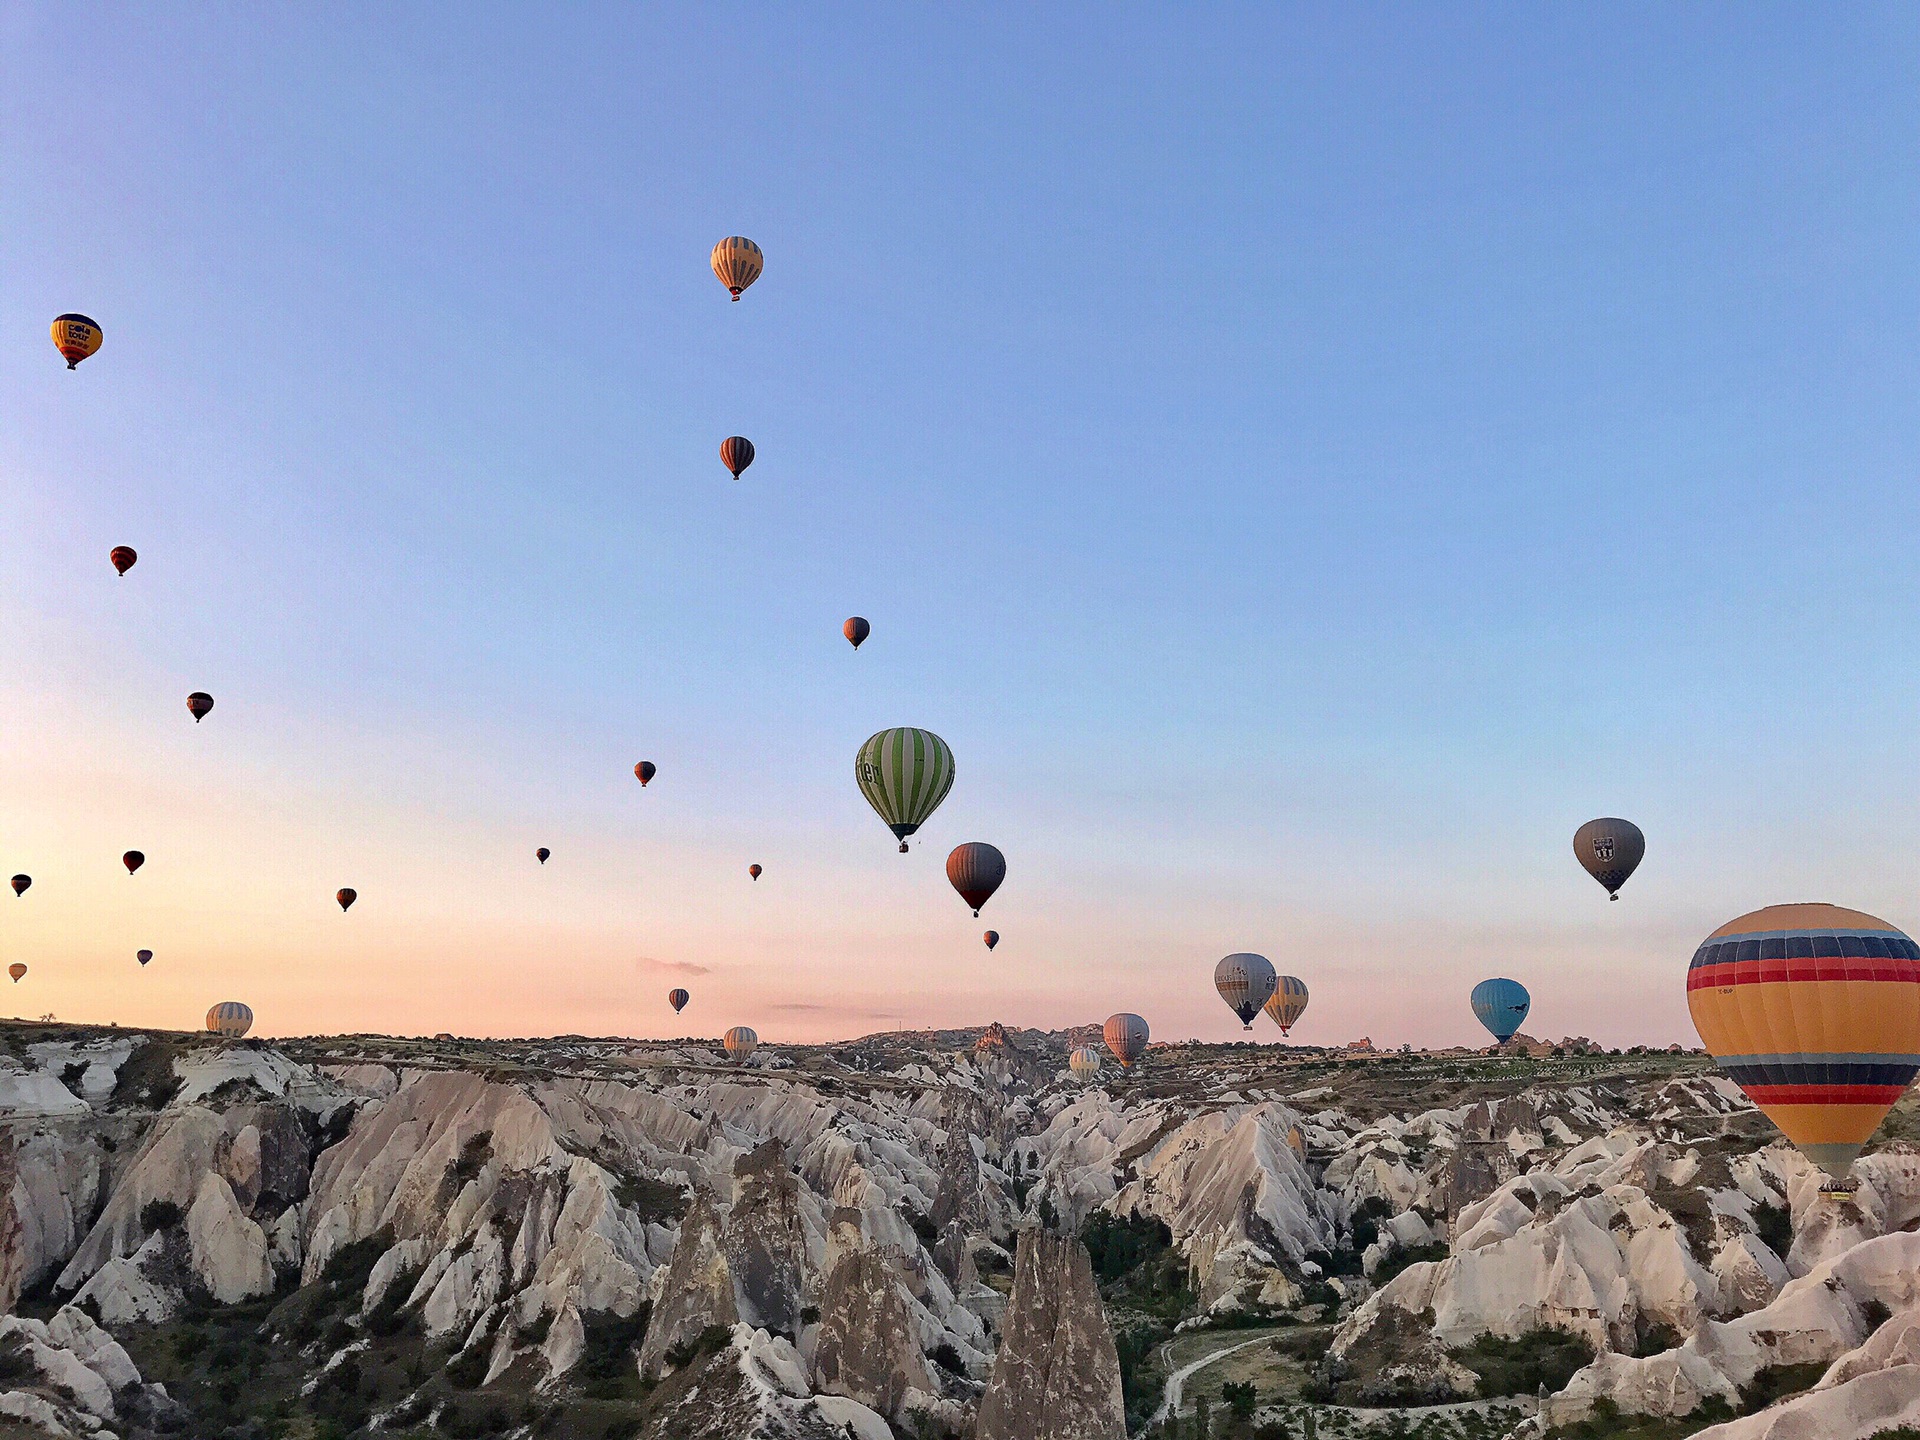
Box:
770;1002;903;1020
635;957;712;977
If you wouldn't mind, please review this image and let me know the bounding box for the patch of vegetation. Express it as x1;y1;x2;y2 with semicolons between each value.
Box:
0;1336;35;1386
453;1130;494;1185
1632;1321;1683;1358
1738;1361;1827;1414
578;1306;650;1400
1452;1326;1595;1397
140;1198;185;1233
1370;1241;1447;1289
1863;1298;1893;1332
108;1038;183;1110
446;1343;492;1389
1081;1211;1193;1322
1116;1319;1172;1432
1750;1200;1791;1257
930;1340;966;1374
662;1323;732;1371
1548;1394;1734;1438
612;1173;688;1225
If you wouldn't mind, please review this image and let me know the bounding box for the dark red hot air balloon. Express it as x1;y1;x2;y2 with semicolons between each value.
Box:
720;436;755;479
536;847;550;864
635;761;656;786
122;851;145;875
748;863;762;881
187;692;213;722
946;842;1006;916
669;988;690;1013
844;617;870;650
337;888;357;912
110;546;137;576
983;930;999;951
10;875;28;897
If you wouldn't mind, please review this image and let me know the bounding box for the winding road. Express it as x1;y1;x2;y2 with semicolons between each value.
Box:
1150;1334;1274;1426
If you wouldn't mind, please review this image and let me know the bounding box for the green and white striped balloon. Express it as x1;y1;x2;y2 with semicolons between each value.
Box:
856;728;955;852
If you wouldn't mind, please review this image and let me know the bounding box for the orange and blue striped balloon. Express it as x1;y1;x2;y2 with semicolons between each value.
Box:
1687;903;1920;1184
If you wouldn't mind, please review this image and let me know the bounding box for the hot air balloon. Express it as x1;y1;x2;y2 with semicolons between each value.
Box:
536;847;550;864
336;888;357;912
187;692;213;723
749;863;762;881
1688;903;1920;1189
110;546;137;576
1104;1013;1149;1069
122;851;144;875
844;617;870;650
206;1001;253;1038
856;728;954;852
1471;978;1530;1045
724;1025;759;1060
136;950;152;966
51;314;102;369
1265;975;1310;1036
711;237;764;299
10;876;29;898
1069;1045;1102;1081
669;988;690;1014
635;761;656;787
983;930;999;951
8;964;24;984
720;436;755;479
1574;818;1645;901
1215;953;1278;1030
947;843;1005;916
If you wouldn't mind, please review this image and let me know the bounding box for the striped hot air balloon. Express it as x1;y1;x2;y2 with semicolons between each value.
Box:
206;1001;253;1038
844;617;870;650
720;436;754;479
1265;975;1309;1035
110;546;137;576
946;843;1005;916
1069;1045;1102;1081
724;1025;758;1060
1471;978;1530;1045
669;988;690;1014
711;237;764;299
856;728;954;852
1688;903;1920;1188
1104;1013;1149;1069
1215;953;1277;1029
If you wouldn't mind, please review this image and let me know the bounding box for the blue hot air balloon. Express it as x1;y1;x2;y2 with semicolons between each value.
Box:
1471;978;1530;1045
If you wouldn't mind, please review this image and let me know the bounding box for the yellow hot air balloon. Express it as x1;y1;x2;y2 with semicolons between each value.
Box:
711;237;763;300
724;1025;759;1060
51;314;102;369
1688;903;1920;1188
206;1001;254;1038
1265;976;1309;1035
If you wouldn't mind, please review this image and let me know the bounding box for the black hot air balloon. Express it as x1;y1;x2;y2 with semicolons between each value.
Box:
749;863;762;881
669;988;690;1013
983;930;999;951
635;761;656;787
110;546;137;576
536;847;550;864
721;436;755;479
136;949;152;966
337;888;357;912
10;875;28;897
122;851;144;875
187;692;213;723
844;617;870;650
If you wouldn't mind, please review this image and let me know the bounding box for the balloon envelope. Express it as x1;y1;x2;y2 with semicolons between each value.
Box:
1689;902;1920;1183
724;1025;759;1059
1471;978;1530;1044
536;847;550;864
52;313;102;368
109;546;137;576
7;963;24;983
1215;953;1278;1029
749;864;762;880
720;436;755;478
856;728;955;851
336;888;357;912
10;875;28;897
136;950;152;966
206;1001;253;1038
1265;975;1310;1035
946;843;1005;916
844;617;870;649
1069;1045;1103;1079
122;851;144;875
983;930;999;951
669;988;690;1013
1104;1013;1149;1068
635;761;656;786
1574;818;1645;899
711;236;764;298
187;692;213;722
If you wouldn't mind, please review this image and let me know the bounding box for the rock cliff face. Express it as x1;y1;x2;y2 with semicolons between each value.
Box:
974;1228;1125;1440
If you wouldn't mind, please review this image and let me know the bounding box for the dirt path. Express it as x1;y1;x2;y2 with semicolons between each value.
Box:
1150;1333;1274;1425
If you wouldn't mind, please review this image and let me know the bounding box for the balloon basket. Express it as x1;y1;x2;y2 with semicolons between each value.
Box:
1819;1177;1859;1196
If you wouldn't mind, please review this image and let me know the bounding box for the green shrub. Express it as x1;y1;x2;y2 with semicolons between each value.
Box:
140;1198;184;1233
1451;1327;1593;1397
1739;1362;1827;1414
1752;1201;1792;1256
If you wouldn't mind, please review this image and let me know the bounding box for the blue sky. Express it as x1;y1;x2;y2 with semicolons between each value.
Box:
3;6;1919;1045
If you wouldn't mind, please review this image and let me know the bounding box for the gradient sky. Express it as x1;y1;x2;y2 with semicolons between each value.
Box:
4;6;1920;1047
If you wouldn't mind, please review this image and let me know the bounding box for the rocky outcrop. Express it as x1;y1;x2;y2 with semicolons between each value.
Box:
639;1195;738;1376
974;1228;1124;1440
0;1306;180;1437
809;1247;936;1421
638;1326;893;1440
724;1139;807;1337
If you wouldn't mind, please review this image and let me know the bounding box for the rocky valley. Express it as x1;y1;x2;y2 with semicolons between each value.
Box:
4;1019;1920;1440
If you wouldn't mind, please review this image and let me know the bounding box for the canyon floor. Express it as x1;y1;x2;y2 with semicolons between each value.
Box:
5;1018;1920;1440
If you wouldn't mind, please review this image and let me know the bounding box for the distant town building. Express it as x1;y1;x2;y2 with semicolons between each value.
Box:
1345;1037;1374;1053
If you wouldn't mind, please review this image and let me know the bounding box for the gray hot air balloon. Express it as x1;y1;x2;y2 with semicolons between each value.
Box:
1215;952;1278;1029
1069;1045;1103;1082
946;842;1005;916
1103;1013;1149;1069
1574;818;1645;901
